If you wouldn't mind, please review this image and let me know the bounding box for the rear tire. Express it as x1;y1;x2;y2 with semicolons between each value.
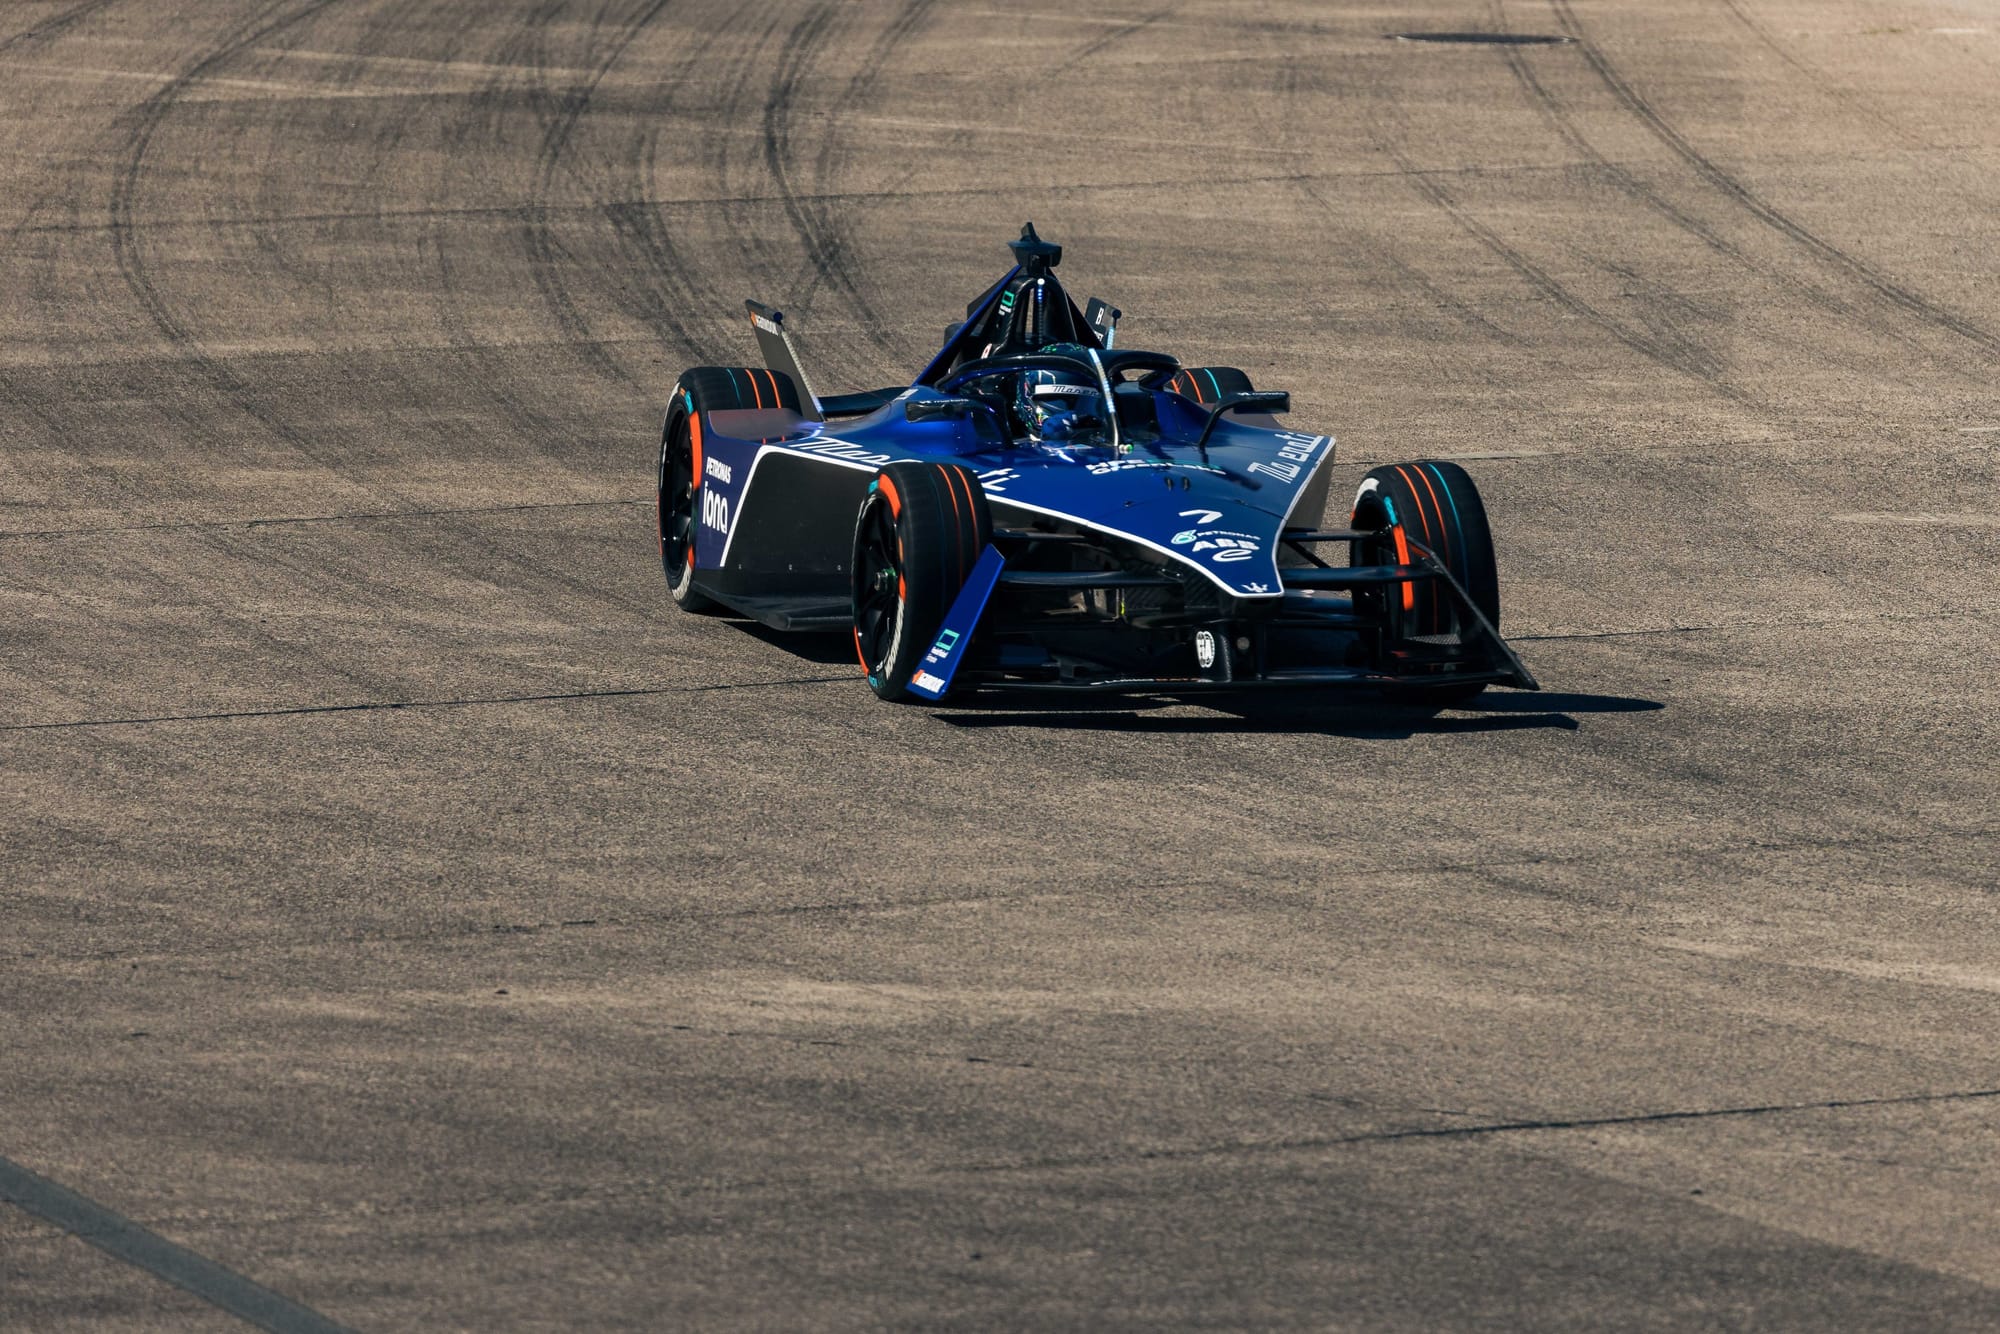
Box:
1352;460;1501;704
850;461;992;702
656;367;803;612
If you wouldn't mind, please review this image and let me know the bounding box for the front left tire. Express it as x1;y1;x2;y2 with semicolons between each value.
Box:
850;461;991;701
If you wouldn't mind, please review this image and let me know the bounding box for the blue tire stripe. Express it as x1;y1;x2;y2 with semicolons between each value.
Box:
1424;463;1468;571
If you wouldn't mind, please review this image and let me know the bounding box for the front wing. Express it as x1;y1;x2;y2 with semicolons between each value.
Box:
913;527;1538;696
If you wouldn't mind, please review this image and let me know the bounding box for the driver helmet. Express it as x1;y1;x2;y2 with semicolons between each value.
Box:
1014;343;1105;439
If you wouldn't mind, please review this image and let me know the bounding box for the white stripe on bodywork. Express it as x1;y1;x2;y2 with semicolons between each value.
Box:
1277;436;1335;530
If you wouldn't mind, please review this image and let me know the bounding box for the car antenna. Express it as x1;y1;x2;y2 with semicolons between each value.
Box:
1008;221;1061;278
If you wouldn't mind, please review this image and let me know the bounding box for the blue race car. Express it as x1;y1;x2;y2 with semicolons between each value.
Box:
654;224;1536;703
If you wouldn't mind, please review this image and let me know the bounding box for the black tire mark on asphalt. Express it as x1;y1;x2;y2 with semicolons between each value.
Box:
518;0;676;388
1290;179;1535;395
1373;134;1754;405
0;0;213;514
1271;15;1739;401
601;131;705;358
92;1;444;708
0;0;121;56
1370;239;1531;351
598;4;749;365
22;817;1997;971
1481;1;1934;395
1035;3;1177;81
807;0;940;364
277;6;696;629
1715;0;1924;149
419;1;632;474
1;497;642;542
692;1;791;315
1549;0;2000;360
99;0;664;652
0;673;855;733
957;1085;2000;1174
1483;0;1921;382
761;2;893;344
107;0;349;474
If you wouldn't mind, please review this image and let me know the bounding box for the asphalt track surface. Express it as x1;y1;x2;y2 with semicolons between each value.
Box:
3;1;1998;1329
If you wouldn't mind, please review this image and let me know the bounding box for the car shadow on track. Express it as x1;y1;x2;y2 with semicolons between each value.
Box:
734;623;859;666
929;690;1662;738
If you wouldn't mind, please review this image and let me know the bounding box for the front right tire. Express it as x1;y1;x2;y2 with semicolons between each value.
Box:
1352;459;1501;704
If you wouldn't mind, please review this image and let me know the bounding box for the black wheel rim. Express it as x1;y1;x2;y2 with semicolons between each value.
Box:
852;492;903;677
659;413;696;584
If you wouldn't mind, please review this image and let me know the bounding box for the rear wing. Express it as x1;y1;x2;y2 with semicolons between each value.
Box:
745;300;904;419
745;300;823;420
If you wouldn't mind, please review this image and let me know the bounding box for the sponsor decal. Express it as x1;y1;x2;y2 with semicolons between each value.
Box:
977;466;1018;494
784;437;894;467
750;313;780;334
1247;432;1328;483
1242;581;1270;593
1168;509;1260;563
1173;533;1260;561
1194;631;1218;669
704;456;732;484
1084;459;1224;476
912;669;947;694
922;627;961;667
701;488;730;534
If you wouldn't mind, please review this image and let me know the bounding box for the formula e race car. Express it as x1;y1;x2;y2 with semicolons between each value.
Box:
653;224;1537;703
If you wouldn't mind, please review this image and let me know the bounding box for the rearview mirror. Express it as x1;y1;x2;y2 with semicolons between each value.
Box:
1194;391;1293;452
1225;390;1290;415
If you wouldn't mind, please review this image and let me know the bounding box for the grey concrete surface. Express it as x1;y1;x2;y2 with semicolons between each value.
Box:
3;0;1998;1328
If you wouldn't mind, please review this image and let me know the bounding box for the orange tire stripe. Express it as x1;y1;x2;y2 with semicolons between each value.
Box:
686;413;704;573
1392;466;1434;548
1410;465;1451;631
879;474;901;516
1391;466;1436;629
942;467;967;585
958;466;980;555
1392;523;1414;612
1412;465;1450;565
